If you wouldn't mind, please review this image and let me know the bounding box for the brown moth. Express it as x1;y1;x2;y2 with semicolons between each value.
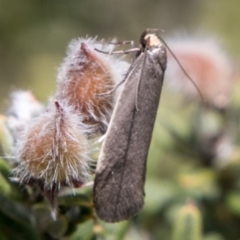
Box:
93;29;167;222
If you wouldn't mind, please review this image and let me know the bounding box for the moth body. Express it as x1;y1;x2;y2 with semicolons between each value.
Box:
94;30;167;222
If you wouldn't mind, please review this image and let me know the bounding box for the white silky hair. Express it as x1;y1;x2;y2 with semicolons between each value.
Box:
14;99;92;190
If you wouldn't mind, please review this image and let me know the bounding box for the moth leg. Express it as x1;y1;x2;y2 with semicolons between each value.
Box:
108;40;136;61
96;133;106;143
95;42;140;97
95;47;140;56
108;40;134;46
81;181;93;188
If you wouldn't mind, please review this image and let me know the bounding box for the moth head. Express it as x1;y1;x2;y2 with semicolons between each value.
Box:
140;29;163;48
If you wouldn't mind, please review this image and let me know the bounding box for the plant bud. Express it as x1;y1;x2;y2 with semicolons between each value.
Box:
15;100;91;209
0;114;14;156
165;36;236;109
172;201;202;240
6;90;45;138
56;37;129;136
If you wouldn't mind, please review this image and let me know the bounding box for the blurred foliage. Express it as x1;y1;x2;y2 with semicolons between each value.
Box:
1;1;240;240
0;0;224;112
171;201;202;240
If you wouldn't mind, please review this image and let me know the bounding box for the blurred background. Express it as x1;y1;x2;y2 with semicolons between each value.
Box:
1;0;240;240
0;0;240;110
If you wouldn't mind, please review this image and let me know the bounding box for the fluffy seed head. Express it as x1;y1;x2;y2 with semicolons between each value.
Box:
6;90;45;137
0;114;14;156
56;37;129;135
165;36;236;108
15;100;90;190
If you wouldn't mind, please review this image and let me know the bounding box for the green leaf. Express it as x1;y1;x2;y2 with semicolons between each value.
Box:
225;191;240;215
177;169;220;200
204;232;225;240
69;220;94;240
143;179;180;215
0;194;35;226
0;157;10;175
171;202;202;240
58;187;93;207
0;194;39;240
99;220;129;240
0;115;14;156
0;173;11;196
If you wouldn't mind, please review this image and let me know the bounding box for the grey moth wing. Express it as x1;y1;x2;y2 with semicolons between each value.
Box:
93;33;167;222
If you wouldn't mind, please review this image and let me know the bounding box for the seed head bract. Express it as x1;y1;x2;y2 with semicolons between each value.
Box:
56;37;129;136
14;99;91;210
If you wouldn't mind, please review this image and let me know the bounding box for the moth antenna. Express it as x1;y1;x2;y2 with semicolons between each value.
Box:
159;37;205;102
145;28;165;33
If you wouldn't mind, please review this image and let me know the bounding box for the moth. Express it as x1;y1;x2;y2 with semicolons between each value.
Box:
93;29;167;223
